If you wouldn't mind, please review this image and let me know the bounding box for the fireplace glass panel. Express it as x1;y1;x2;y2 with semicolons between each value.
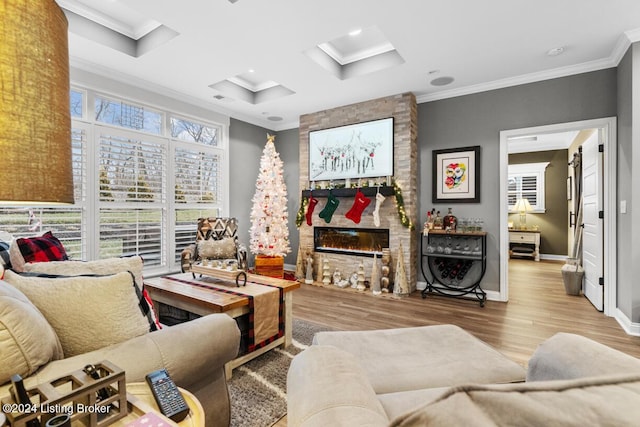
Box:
314;227;390;257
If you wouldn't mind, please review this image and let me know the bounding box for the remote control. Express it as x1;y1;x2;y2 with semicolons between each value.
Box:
145;369;190;422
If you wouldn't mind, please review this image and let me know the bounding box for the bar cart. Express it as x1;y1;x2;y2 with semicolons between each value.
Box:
420;230;487;306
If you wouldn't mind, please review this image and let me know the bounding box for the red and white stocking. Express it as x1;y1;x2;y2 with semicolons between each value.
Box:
306;196;319;225
345;190;371;224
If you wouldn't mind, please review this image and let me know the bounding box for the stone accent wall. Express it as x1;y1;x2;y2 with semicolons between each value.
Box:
298;93;418;290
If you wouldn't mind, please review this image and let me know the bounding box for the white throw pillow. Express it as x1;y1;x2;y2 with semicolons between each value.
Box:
23;256;144;291
198;237;236;259
22;256;160;330
0;281;63;385
3;270;153;357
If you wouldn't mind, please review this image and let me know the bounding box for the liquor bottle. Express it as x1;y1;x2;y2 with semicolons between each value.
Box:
434;211;443;230
443;208;457;231
449;261;463;278
457;261;472;280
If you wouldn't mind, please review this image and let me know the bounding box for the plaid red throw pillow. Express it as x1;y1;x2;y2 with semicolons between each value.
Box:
16;231;68;264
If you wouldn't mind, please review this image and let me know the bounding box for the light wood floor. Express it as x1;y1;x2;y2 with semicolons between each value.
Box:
293;259;640;365
273;259;640;426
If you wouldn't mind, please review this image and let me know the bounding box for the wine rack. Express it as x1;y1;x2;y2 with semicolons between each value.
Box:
420;230;487;306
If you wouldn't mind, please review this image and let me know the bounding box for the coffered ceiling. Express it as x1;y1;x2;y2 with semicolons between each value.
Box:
59;0;640;131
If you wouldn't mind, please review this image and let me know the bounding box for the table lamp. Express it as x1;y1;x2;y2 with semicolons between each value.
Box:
0;0;73;204
512;198;533;229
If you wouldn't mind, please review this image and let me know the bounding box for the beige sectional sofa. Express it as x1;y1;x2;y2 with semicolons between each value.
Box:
287;324;640;426
0;257;241;427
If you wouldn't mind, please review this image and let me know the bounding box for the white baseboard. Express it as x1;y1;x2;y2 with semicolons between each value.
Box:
614;308;640;336
540;254;568;262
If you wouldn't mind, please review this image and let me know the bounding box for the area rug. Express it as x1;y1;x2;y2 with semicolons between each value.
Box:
228;318;334;427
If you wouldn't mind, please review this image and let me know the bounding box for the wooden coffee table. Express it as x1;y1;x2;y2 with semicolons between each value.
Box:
144;272;299;379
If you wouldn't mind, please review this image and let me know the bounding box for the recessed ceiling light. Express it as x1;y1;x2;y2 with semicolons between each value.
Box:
430;76;454;86
547;47;565;57
267;116;283;122
248;69;255;73
348;28;362;36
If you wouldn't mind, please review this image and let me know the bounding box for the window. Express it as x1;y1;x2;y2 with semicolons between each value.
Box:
508;162;549;212
0;88;226;274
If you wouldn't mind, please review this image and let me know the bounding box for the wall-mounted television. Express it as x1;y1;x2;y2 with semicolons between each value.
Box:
309;117;394;181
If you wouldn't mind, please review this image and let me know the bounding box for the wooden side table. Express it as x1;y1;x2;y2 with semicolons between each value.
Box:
113;383;204;427
508;229;541;261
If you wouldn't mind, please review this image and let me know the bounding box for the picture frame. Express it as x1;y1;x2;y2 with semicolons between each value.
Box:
432;145;481;203
308;117;394;181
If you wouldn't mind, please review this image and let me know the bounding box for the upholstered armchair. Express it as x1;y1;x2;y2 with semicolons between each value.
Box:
181;217;248;274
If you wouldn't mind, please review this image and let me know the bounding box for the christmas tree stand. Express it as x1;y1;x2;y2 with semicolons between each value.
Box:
255;254;284;279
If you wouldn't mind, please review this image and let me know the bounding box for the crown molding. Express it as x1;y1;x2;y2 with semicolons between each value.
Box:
417;57;615;104
418;30;640;105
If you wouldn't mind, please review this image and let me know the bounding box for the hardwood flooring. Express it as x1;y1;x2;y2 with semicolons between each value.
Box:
292;259;640;366
273;259;640;427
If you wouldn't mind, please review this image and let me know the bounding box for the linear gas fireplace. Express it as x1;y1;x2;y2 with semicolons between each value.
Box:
314;226;390;258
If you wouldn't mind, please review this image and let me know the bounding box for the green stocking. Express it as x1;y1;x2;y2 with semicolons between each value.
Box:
319;193;340;223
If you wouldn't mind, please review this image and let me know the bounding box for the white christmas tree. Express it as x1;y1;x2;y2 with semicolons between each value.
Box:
249;134;291;257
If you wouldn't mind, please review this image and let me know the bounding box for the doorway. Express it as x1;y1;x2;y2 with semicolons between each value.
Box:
499;118;617;316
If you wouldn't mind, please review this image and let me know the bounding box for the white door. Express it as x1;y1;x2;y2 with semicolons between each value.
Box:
581;132;604;311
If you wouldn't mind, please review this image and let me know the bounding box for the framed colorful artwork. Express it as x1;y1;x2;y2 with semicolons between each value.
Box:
432;146;481;203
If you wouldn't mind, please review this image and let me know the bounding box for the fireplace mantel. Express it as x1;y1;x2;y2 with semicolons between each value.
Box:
301;186;395;198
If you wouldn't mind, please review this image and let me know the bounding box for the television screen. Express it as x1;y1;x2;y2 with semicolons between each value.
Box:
309;117;394;181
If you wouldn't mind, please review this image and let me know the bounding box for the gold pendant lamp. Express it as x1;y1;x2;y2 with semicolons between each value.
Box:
0;0;74;204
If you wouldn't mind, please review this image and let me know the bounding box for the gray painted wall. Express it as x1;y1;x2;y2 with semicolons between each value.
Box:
633;43;640;324
617;43;640;323
228;119;299;267
418;69;617;292
617;47;633;318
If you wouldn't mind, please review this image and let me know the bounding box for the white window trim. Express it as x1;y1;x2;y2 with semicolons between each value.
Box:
70;84;229;275
508;162;550;213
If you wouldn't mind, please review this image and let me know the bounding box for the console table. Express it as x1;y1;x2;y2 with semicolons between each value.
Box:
420;231;487;306
508;229;541;261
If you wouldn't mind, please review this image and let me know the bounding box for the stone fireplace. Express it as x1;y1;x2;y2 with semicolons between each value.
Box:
298;93;418;290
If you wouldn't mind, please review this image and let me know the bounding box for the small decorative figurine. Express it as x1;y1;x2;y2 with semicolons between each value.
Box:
305;253;314;284
356;261;366;291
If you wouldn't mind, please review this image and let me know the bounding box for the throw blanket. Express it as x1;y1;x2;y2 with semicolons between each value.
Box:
164;276;283;352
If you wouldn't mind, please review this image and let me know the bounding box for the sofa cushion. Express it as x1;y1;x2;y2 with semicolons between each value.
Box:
527;332;640;382
9;231;68;272
0;281;63;385
22;256;161;330
390;374;640;427
3;270;154;357
312;324;526;394
288;345;388;427
23;256;144;291
197;237;236;259
377;387;450;422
